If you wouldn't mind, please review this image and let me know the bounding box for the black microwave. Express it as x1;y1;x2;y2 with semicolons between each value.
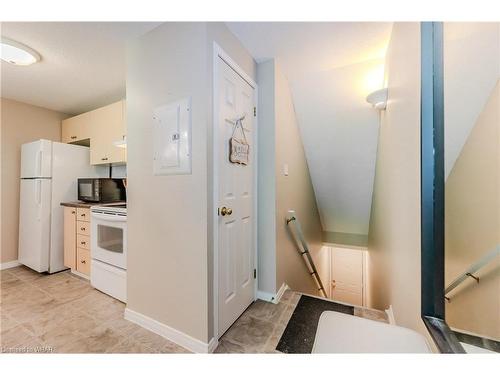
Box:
78;178;126;203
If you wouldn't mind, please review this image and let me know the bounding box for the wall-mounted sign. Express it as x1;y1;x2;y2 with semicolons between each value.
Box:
229;116;249;165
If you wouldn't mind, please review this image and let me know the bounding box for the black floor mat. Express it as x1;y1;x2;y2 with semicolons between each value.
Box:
276;295;354;353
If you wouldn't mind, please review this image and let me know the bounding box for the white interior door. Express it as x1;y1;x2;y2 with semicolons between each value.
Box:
330;247;364;306
217;56;256;337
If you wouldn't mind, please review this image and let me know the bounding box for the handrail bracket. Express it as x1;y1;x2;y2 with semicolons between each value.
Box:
465;272;479;283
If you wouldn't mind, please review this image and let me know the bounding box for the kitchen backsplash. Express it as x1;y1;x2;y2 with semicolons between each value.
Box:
111;165;127;178
95;164;127;179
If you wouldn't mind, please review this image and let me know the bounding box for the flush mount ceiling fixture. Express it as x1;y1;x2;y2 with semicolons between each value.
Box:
366;88;388;110
1;38;41;66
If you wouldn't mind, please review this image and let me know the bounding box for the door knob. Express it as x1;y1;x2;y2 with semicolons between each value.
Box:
219;207;233;216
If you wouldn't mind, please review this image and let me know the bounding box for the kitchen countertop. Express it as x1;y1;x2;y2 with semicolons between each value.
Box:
60;201;126;208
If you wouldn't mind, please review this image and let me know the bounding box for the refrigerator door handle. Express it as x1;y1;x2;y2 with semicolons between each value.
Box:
37;150;43;176
36;180;42;220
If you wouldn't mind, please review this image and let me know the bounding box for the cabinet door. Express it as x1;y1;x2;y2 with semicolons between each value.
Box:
62;112;91;143
90;100;126;165
63;207;76;269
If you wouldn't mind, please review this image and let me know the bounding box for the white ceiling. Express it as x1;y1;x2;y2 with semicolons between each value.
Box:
290;59;383;234
227;22;392;235
1;22;161;115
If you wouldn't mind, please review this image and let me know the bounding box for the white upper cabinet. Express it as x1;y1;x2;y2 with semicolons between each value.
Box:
89;101;126;165
62;111;92;144
61;100;126;165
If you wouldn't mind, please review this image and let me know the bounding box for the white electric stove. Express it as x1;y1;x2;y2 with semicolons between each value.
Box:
90;203;127;302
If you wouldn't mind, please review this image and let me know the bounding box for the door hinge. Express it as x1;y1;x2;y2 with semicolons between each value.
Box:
253;107;256;117
253;269;257;279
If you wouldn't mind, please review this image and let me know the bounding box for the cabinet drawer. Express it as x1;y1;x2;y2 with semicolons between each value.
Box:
77;221;90;236
76;208;90;222
77;234;90;250
76;248;91;276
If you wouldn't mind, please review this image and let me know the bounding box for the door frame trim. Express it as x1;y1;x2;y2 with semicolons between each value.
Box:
212;42;259;340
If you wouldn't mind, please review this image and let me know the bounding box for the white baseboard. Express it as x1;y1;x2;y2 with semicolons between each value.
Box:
256;283;288;304
274;283;288;304
124;308;213;353
0;260;20;270
70;269;90;280
207;337;218;353
385;305;396;325
256;290;275;302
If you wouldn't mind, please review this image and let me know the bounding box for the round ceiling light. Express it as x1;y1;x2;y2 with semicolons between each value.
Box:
1;38;41;66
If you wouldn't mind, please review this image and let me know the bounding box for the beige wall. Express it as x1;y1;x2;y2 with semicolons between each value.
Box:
0;98;66;264
257;60;324;296
256;60;277;294
274;62;324;295
445;81;499;339
126;22;256;344
367;23;428;336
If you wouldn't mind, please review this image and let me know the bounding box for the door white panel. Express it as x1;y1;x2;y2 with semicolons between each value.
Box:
18;179;52;272
331;247;364;306
221;219;236;303
217;57;256;337
20;140;52;178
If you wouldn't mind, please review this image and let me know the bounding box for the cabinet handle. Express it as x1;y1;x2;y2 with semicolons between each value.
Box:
71;211;76;214
80;241;86;245
81;260;86;264
80;227;86;231
71;136;77;139
101;157;108;161
80;213;85;217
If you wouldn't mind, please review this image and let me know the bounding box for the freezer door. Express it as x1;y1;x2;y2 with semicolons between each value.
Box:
20;139;52;178
18;179;52;272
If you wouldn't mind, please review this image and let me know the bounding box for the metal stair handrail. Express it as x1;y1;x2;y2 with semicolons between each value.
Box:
444;245;500;298
286;210;327;298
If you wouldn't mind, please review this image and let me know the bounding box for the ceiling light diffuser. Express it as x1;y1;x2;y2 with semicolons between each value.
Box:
1;38;40;66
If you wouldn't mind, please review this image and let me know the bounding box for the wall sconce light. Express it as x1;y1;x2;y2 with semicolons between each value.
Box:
366;88;388;110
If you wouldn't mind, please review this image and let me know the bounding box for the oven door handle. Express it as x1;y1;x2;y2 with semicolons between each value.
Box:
91;212;127;222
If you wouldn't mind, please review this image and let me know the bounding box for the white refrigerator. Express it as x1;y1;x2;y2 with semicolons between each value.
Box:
18;139;107;273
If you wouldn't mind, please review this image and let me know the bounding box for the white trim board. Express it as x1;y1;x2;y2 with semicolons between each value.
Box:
0;260;21;270
256;283;288;304
385;305;396;325
124;308;217;353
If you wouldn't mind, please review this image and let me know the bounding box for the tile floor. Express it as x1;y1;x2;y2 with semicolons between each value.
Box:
215;290;388;353
0;266;188;353
1;266;388;354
